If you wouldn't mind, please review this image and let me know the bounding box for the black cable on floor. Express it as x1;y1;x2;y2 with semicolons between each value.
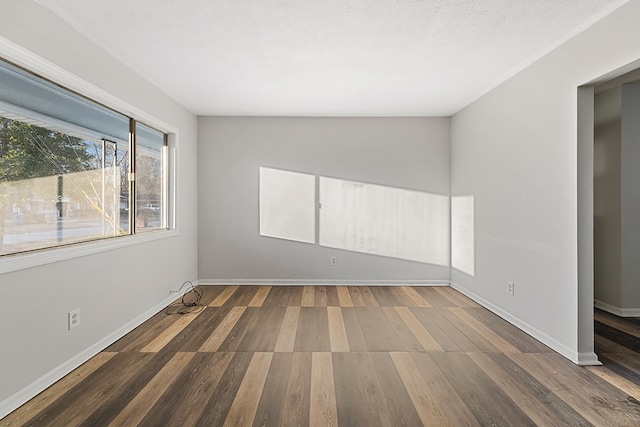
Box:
166;281;205;315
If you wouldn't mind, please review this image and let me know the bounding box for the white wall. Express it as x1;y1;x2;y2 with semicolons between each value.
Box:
198;116;450;282
0;0;198;415
450;0;640;363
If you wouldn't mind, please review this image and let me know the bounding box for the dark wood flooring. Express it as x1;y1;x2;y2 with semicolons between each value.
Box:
2;286;640;426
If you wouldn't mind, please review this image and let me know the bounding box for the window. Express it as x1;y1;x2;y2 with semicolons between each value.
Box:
0;58;169;256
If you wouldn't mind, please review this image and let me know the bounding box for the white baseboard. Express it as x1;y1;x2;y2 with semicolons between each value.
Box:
198;279;449;286
0;290;181;420
450;281;601;366
594;300;640;317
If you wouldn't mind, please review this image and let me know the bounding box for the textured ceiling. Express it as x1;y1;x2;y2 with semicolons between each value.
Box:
35;0;629;116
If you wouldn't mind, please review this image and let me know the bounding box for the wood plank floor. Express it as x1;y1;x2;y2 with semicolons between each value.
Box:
3;286;640;426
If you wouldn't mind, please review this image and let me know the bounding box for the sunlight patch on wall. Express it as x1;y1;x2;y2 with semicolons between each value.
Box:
319;177;450;265
259;167;316;244
451;195;475;276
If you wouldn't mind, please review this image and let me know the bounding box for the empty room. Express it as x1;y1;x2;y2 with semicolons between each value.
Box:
1;0;640;425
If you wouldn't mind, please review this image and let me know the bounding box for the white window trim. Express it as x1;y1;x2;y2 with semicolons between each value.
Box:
0;36;179;274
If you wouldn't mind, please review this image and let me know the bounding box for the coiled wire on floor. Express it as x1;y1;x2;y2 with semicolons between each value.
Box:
166;281;204;314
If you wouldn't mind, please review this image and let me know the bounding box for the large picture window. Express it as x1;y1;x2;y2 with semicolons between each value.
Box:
0;58;169;256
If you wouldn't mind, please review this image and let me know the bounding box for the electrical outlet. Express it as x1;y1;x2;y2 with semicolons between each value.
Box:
330;256;337;266
68;308;80;330
506;281;515;296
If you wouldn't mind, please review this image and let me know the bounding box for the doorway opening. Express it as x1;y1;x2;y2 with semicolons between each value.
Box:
578;60;640;366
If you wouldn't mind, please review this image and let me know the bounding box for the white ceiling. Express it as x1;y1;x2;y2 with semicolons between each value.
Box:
36;0;629;117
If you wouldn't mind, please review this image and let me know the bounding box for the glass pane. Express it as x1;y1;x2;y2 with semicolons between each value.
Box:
135;122;165;232
0;59;130;143
0;116;130;255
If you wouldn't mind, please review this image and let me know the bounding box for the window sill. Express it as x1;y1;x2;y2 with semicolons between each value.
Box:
0;229;178;275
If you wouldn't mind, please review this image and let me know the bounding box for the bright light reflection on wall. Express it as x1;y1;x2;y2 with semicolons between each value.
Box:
451;195;475;276
319;177;450;265
259;167;316;244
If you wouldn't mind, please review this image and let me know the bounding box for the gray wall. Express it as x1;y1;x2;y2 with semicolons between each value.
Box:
594;87;622;308
593;83;640;313
198;116;450;281
621;83;640;310
0;0;198;412
450;0;640;363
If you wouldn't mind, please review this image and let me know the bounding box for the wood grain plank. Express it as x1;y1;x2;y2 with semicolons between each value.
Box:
380;307;424;351
253;353;293;427
414;287;458;307
447;307;521;353
595;320;640;352
198;306;246;352
324;286;341;307
281;352;312;427
313;286;327;306
107;352;195;427
332;353;395;426
236;306;286;352
355;307;411;351
434;286;480;307
117;313;182;352
400;286;432;307
587;363;640;401
391;352;478;426
302;286;315;307
595;333;636;354
137;352;233;427
369;286;402;306
195;285;230;306
160;306;232;352
223;285;262;306
209;285;239;307
0;352;116;427
23;352;153;427
216;307;262;352
310;352;338;427
274;306;300;352
410;307;480;352
195;352;254;427
595;309;640;339
437;307;500;352
80;351;178;426
327;307;350;352
368;353;422;426
336;286;354;307
469;352;591;426
429;352;534;426
347;286;379;306
248;286;272;307
508;352;640;426
262;286;303;306
312;286;339;307
340;307;368;352
294;307;330;352
394;306;442;351
140;311;202;352
104;310;171;352
224;352;273;426
605;352;640;377
465;307;552;353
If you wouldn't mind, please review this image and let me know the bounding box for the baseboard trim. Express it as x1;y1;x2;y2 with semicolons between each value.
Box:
594;300;640;317
0;290;181;420
450;281;600;366
198;279;449;286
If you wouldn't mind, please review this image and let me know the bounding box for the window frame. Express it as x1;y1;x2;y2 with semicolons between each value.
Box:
0;38;178;275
